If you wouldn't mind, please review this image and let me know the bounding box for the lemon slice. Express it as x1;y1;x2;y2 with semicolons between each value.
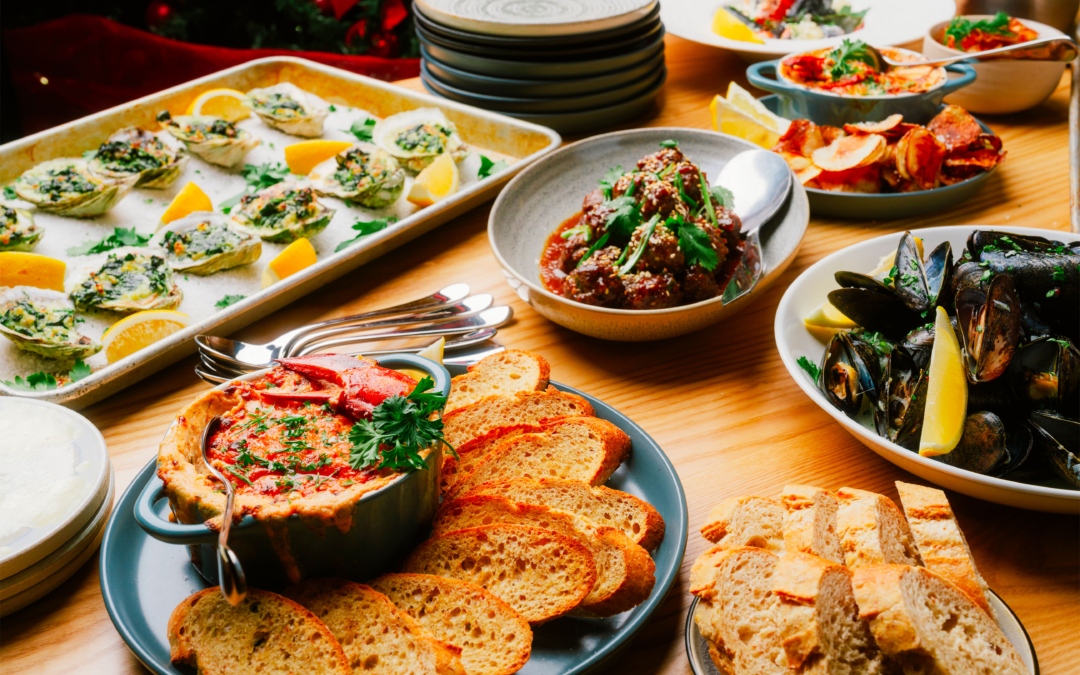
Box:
712;8;765;43
710;95;785;150
398;337;447;383
919;306;968;457
726;82;791;135
186;88;249;122
159;182;213;228
0;252;66;291
102;310;190;364
407;153;459;207
262;238;317;288
284;140;353;176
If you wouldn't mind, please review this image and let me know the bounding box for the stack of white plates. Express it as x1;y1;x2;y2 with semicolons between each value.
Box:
0;399;114;617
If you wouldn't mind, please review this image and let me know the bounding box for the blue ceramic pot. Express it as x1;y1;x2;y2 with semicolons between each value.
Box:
746;59;977;126
133;353;449;588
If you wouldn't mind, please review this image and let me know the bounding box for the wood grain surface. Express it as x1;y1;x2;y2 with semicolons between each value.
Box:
1;34;1077;675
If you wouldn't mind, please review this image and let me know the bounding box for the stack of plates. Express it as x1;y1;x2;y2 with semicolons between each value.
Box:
0;399;114;617
415;0;667;134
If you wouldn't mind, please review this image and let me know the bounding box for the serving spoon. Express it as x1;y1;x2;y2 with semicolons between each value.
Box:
201;415;247;606
864;35;1078;72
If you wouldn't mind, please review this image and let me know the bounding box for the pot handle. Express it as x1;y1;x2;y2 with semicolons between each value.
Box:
134;477;221;545
938;63;978;96
745;60;793;97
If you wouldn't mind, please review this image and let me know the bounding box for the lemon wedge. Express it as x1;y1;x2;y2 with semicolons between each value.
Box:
804;301;859;339
159;182;213;228
711;94;786;149
262;238;317;288
407;154;459;207
0;252;66;291
712;8;765;43
102;310;190;364
726;82;791;135
868;238;923;280
284;140;353;176
398;337;446;383
919;306;968;457
186;88;249;122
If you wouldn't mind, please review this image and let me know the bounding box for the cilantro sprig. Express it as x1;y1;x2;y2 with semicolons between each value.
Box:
348;376;455;472
945;11;1012;44
828;39;876;79
3;186;16;200
478;155;509;179
797;356;821;382
67;227;150;256
345;117;377;142
219;162;290;212
335;217;397;252
215;294;246;309
2;359;92;391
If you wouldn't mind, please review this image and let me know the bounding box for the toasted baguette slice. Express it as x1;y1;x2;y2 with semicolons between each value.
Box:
781;485;845;564
434;495;655;616
446;350;550;413
167;587;350;675
852;565;1027;675
283;578;464;675
700;495;786;554
690;546;787;675
773;552;890;675
403;524;597;625
440;425;541;495
465;477;666;550
836;488;921;568
895;482;995;619
447;417;630;500
370;574;532;675
441;388;594;449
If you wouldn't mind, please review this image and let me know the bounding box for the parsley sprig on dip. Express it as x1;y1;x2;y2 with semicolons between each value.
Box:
348;376;455;471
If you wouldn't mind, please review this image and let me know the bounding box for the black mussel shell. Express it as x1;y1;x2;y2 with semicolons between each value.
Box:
894;232;934;313
828;287;923;340
993;421;1042;481
875;346;928;451
902;323;936;371
967;230;1076;256
924;242;953;307
834;271;894;293
820;332;880;418
1020;302;1054;342
1008;336;1080;416
955;275;1022;383
967;377;1016;413
1028;411;1080;488
934;411;1006;474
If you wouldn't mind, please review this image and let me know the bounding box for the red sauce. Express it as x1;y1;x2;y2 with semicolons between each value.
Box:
539;212;584;296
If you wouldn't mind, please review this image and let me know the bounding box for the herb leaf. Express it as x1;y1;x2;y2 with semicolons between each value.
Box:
604;194;644;241
797;356;821;382
335;217;397;252
709;185;735;210
599;166;623;200
678;223;720;272
575;232;611;269
478;155;509;179
346;117;377;142
215;294;246;309
945;11;1011;44
69;359;92;382
347;376;454;472
220;162;290;212
67;227;151;256
828;39;875;79
3;186;16;200
2;372;59;391
660;140;679;149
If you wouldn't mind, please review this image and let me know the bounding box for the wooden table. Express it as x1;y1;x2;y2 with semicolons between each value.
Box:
3;34;1077;675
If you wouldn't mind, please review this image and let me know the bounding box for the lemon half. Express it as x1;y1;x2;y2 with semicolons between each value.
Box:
102;310;190;364
187;88;249;122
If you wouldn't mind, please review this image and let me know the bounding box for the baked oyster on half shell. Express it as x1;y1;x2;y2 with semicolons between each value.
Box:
69;246;183;313
243;82;330;138
87;127;189;188
373;108;468;173
1;205;42;251
231;183;335;243
157;111;259;168
14;158;137;217
152;212;261;275
0;287;101;360
310;142;406;208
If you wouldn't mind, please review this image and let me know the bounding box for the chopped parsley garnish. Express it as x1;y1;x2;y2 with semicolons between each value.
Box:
220;162;290;212
67;226;151;255
3;186;16;200
828;39;876;79
348;376;454;472
335;217;397;252
215;294;246;308
478;155;509;179
346;117;377;142
858;331;894;355
797;356;821;382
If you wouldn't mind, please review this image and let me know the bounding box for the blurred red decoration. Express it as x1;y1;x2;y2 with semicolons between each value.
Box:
368;31;398;57
331;0;361;20
312;0;336;16
345;18;367;46
145;0;175;29
381;0;408;31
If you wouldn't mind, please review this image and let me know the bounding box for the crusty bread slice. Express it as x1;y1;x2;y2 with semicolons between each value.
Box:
446;350;550;413
447;417;630;500
700;495;786;554
781;485;845;564
369;574;532;675
283;578;464;675
167;587;350;675
690;546;788;675
440;425;541;495
465;477;666;550
895;482;995;619
433;495;655;617
772;552;891;675
441;388;594;449
403;524;597;625
836;488;921;568
852;565;1027;675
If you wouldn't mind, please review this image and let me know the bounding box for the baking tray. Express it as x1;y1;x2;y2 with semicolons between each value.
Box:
0;56;561;409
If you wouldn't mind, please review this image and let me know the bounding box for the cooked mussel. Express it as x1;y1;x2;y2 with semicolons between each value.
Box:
955;274;1022;383
893;233;952;313
828;272;923;339
934;411;1007;474
1008;336;1080;416
901;323;936;371
819;332;881;418
874;346;928;450
1029;411;1080;488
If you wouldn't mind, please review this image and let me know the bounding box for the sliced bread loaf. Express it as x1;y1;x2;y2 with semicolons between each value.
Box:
403;524;598;625
441;388;594;449
836;488;921;568
369;574;532;675
433;495;655;617
447;417;631;500
895;482;995;619
700;495;786;554
167;587;350;675
465;477;666;550
772;552;891;675
851;565;1027;675
781;485;845;564
283;578;464;675
440;425;541;495
446;350;550;413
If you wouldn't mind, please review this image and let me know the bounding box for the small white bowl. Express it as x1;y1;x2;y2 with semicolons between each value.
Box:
922;16;1066;114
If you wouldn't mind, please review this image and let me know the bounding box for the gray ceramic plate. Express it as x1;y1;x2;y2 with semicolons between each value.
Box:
415;19;664;59
100;369;689;675
488;128;809;340
684;593;1039;674
416;0;657;37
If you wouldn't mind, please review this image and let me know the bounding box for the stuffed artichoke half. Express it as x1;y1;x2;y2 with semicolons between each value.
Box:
231;183;335;243
157;111;259;169
373;108;468;173
243;82;330;138
310;143;406;208
152;212;261;275
14;158;137;217
88;127;189;188
1;205;42;251
0;287;101;360
69;247;183;313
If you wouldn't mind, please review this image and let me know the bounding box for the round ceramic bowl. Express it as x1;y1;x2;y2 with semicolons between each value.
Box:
922;16;1067;114
133;353;450;588
488;127;809;341
774;225;1080;514
746;48;976;126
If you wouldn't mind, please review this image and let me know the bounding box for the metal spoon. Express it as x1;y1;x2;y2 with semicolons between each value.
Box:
716;149;793;305
864;35;1078;72
200;415;247;606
